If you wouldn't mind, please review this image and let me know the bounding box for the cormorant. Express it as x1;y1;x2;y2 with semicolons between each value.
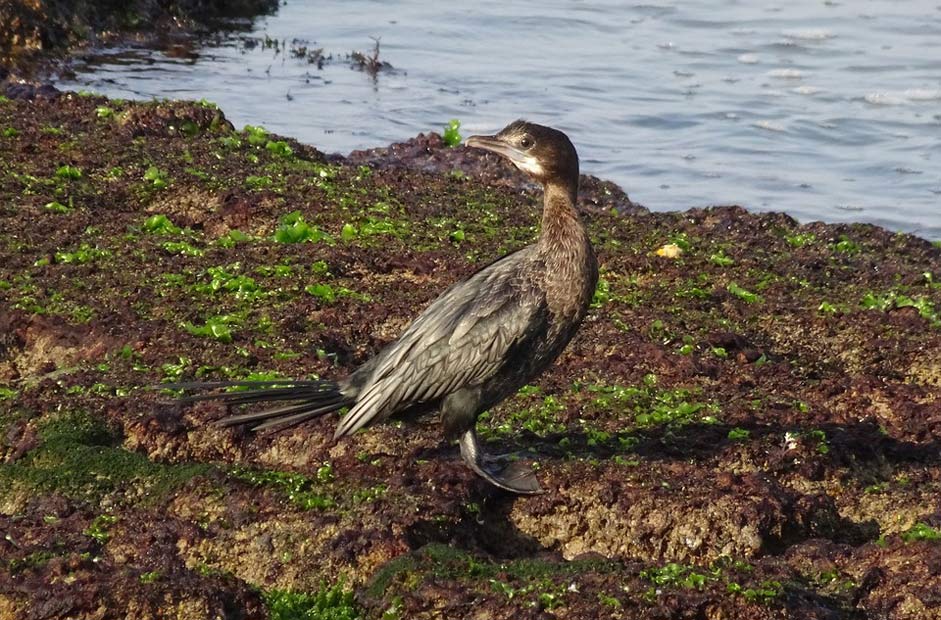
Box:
169;120;598;494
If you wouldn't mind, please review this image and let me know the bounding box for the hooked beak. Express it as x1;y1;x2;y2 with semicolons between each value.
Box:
465;134;528;167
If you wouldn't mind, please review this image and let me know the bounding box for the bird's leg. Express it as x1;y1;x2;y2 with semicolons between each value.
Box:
459;428;544;495
443;388;544;494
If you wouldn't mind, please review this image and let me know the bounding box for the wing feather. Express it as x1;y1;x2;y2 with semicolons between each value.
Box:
334;249;545;437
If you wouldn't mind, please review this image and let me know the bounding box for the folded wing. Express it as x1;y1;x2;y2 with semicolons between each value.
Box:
334;249;546;437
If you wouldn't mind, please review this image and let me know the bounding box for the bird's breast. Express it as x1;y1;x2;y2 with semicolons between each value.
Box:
540;237;598;335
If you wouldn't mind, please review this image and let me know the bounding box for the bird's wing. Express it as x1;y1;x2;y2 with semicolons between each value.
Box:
334;249;545;437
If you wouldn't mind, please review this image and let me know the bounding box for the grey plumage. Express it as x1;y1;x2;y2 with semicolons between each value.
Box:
334;245;549;438
167;120;597;494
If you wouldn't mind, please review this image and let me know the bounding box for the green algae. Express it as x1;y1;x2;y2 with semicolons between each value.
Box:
183;314;241;343
196;264;264;301
442;119;462;147
367;543;617;613
584;376;720;428
640;562;715;590
55;164;82;180
161;240;204;256
264;583;360;620
275;211;333;244
44;199;72;213
229;466;336;511
266;140;294;158
726;579;784;605
84;513;118;543
727;281;761;304
861;289;940;326
478;386;566;438
54;243;111;264
142;213;182;235
902;522;941;543
0;410;211;505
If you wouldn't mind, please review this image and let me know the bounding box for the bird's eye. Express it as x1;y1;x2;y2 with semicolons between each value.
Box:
519;136;533;149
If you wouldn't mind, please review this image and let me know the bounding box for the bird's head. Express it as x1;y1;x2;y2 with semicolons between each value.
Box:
465;120;579;187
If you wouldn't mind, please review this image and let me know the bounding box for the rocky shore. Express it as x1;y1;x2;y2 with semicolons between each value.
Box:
1;0;278;77
0;91;940;619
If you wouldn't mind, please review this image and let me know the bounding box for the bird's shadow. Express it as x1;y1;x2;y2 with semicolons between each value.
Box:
403;417;939;559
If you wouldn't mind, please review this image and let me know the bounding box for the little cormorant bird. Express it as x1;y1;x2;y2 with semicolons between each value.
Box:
170;121;598;494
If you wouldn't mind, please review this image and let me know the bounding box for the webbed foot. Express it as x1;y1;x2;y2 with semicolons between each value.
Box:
459;429;544;494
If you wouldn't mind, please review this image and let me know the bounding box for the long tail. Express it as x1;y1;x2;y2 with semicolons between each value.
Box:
161;379;353;432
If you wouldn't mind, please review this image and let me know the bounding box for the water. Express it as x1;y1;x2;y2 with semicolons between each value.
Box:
57;0;941;239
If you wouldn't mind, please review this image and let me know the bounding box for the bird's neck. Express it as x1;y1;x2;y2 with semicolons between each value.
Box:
538;179;587;249
537;178;598;326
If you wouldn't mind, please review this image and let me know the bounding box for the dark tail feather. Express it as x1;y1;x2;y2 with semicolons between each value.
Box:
159;379;352;432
